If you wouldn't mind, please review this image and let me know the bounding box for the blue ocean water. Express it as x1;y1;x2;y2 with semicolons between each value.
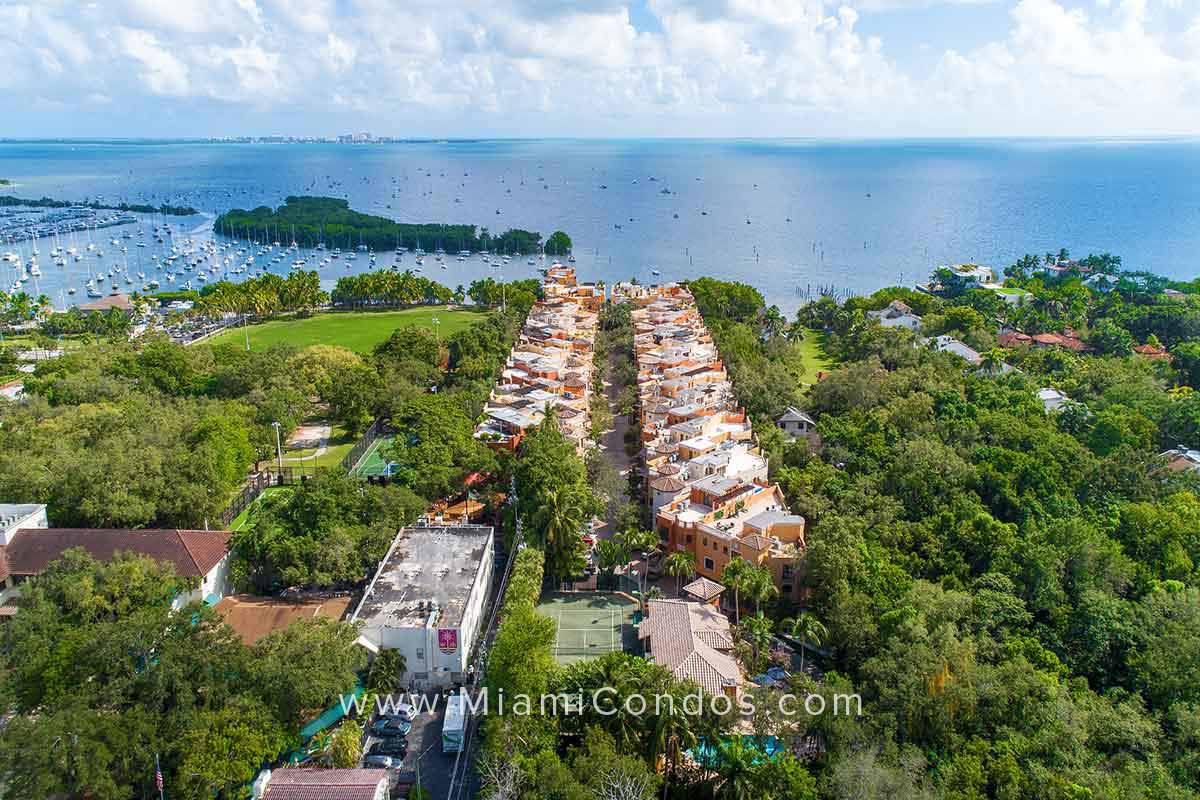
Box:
2;139;1199;311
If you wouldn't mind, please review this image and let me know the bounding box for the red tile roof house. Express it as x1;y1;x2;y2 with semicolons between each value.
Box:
258;768;391;800
0;504;233;611
1031;330;1089;352
639;598;742;697
1133;344;1172;362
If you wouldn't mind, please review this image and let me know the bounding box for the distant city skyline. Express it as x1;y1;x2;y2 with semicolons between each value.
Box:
2;0;1198;139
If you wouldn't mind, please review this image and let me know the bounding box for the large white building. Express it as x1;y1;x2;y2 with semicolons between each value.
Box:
350;523;494;689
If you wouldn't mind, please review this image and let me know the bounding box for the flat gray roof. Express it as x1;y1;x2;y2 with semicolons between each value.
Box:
351;525;493;630
0;504;45;527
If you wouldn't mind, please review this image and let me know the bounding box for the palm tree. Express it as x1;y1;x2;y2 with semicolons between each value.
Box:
713;733;758;800
618;528;658;597
740;612;775;673
721;558;753;625
595;538;629;587
632;586;663;613
980;347;1007;375
532;485;586;549
761;305;786;340
663;551;696;596
781;612;828;676
646;684;699;782
532;485;588;578
34;294;52;321
746;566;778;616
8;292;32;321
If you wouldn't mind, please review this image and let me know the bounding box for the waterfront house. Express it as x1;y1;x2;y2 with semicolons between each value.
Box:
867;299;922;331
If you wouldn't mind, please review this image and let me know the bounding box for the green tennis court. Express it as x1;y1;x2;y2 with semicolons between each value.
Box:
537;592;639;664
349;434;396;477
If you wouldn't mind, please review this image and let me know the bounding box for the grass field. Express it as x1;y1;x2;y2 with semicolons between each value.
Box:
204;307;487;353
230;486;292;531
797;329;837;385
537;592;640;665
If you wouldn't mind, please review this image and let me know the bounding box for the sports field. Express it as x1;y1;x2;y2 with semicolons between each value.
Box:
348;433;397;477
537;592;640;664
204;307;486;353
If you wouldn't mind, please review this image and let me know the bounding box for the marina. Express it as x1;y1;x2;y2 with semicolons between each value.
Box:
0;202;565;310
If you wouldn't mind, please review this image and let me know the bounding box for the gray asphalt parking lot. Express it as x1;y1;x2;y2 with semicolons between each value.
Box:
361;692;454;798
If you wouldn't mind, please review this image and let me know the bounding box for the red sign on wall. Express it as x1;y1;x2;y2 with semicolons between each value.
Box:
438;628;459;654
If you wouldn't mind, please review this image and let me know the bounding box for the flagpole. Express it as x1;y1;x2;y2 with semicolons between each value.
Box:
155;753;164;800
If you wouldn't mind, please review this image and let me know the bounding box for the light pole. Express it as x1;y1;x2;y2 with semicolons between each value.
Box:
414;740;437;799
271;421;283;476
431;316;440;346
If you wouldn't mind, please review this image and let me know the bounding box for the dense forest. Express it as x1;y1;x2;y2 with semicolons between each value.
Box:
214;195;567;255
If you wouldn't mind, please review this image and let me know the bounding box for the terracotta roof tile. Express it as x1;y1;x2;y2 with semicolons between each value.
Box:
682;577;725;602
650;476;687;493
264;768;387;800
2;528;230;579
639;599;741;695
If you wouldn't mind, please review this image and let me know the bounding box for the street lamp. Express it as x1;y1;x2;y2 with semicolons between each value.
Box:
431;316;440;345
271;421;283;476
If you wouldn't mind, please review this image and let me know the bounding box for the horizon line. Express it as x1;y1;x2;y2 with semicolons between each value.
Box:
3;135;1200;145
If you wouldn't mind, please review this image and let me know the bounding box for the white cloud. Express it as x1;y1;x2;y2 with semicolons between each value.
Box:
930;0;1200;133
117;27;192;96
0;0;1197;136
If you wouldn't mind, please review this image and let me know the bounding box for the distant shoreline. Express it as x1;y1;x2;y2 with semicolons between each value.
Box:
0;194;197;216
2;136;1200;146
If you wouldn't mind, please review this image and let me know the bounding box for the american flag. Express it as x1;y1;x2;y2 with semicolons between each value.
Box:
155;753;164;794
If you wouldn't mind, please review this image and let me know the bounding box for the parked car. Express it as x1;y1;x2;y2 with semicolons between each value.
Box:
368;739;409;758
382;702;417;721
371;717;413;738
363;754;399;769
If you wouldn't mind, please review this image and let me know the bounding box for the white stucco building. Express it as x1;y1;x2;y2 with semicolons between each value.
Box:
350;523;494;689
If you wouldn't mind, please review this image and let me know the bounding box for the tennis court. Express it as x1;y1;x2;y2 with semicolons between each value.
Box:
348;434;397;477
537;592;640;664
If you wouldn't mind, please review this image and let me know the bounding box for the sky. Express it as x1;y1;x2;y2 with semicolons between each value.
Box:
1;0;1198;139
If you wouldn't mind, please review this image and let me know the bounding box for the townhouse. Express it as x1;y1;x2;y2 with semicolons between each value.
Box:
474;265;600;452
613;282;806;600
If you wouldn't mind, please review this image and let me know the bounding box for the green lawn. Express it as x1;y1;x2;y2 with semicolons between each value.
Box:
203;307;487;353
230;486;292;531
797;329;836;384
